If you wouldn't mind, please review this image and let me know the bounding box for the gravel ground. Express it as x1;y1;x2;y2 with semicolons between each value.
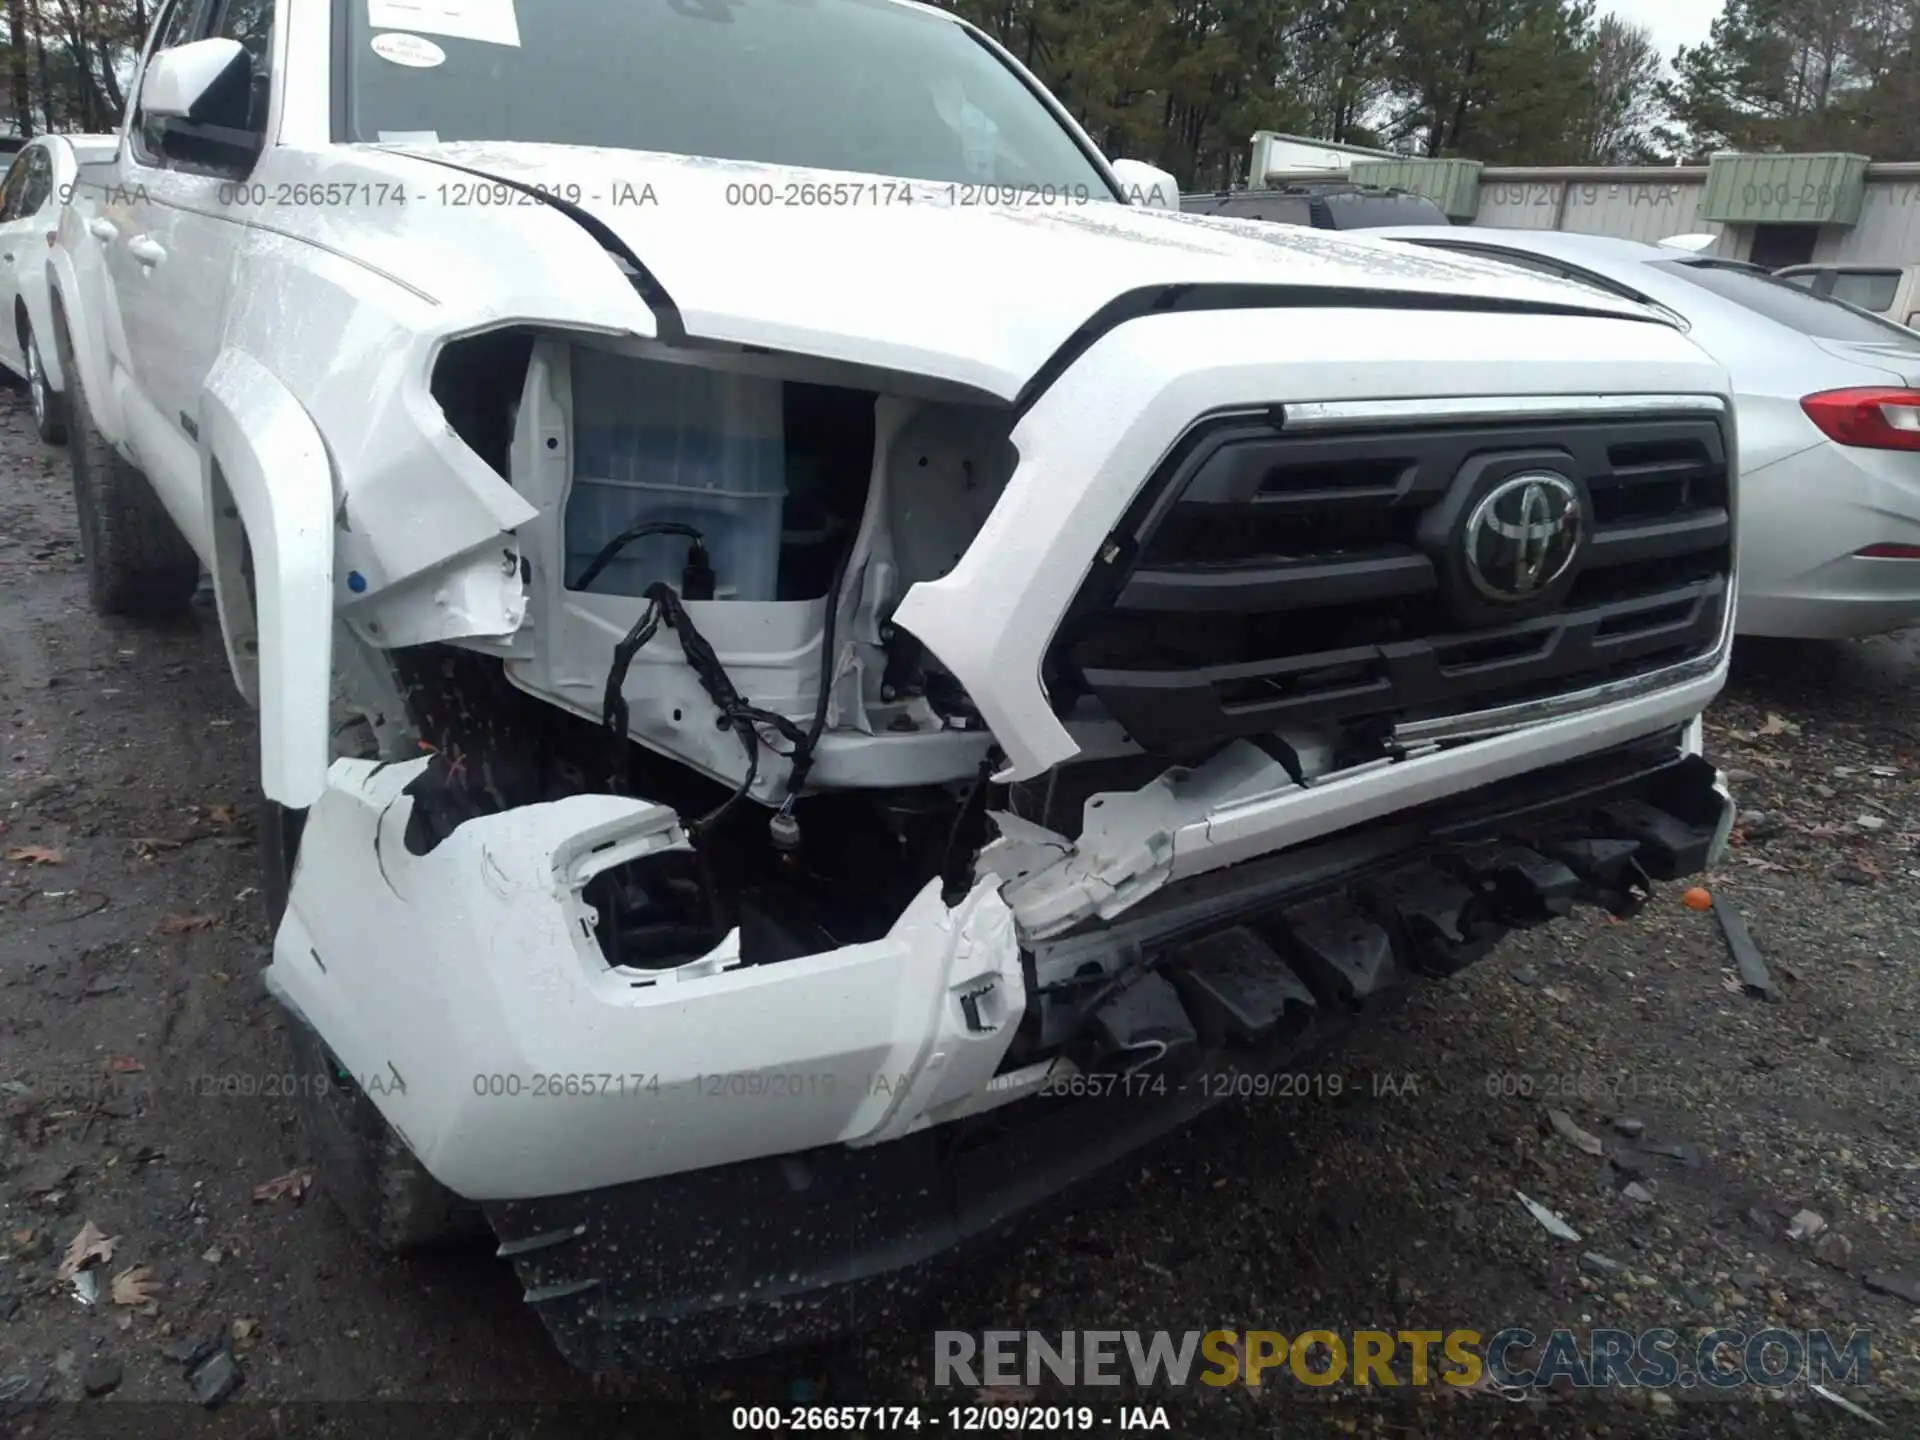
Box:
2;385;1917;1439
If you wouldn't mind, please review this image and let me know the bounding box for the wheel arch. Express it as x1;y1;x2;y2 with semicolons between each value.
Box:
201;348;337;808
44;252;104;419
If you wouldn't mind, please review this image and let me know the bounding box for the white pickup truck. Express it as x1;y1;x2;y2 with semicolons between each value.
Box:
53;0;1737;1371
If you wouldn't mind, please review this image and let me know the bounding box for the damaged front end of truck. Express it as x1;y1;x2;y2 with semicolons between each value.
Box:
264;267;1740;1369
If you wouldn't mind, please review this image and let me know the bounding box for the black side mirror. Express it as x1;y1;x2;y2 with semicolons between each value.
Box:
153;41;261;170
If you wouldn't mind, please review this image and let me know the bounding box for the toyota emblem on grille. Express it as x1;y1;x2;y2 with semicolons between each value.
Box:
1462;472;1583;602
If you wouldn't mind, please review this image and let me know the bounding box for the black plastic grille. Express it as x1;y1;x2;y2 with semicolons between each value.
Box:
1050;413;1732;750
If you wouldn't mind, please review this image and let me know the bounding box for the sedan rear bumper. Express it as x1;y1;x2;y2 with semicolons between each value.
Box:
1739;441;1920;638
1739;550;1920;639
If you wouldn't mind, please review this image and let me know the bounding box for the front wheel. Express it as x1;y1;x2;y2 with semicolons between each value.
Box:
262;631;486;1252
281;1006;488;1253
66;348;197;615
25;321;65;445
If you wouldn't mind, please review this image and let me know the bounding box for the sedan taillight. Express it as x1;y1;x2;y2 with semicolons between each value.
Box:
1801;387;1920;451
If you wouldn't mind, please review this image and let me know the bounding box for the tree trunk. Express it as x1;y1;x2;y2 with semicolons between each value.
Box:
32;7;48;133
94;33;123;115
9;0;32;137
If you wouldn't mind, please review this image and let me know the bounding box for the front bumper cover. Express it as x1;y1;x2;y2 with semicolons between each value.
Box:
482;734;1732;1371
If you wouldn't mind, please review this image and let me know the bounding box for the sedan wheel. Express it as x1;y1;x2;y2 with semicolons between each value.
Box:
25;325;66;445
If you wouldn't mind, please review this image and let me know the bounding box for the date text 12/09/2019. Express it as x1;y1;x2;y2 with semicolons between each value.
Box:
731;1405;1172;1431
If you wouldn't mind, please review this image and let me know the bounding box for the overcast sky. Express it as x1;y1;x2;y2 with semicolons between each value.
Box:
1604;0;1723;65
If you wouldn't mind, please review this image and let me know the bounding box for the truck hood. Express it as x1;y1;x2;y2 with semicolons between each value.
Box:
380;142;1669;401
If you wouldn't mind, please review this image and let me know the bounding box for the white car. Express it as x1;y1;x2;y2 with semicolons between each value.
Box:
1372;226;1920;640
53;0;1735;1370
0;133;116;442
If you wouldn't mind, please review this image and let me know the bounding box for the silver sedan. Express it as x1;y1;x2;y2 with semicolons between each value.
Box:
1367;225;1920;640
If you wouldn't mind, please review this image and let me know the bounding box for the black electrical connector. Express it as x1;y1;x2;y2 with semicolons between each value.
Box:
573;520;710;594
680;547;716;601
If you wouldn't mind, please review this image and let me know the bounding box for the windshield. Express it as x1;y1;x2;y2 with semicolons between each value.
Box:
343;0;1115;194
1656;260;1920;345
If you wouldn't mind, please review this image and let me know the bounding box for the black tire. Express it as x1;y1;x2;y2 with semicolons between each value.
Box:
24;321;66;445
66;355;198;615
283;1008;487;1253
263;633;486;1252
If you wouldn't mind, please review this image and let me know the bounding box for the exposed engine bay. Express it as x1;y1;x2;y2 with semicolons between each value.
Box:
407;331;1255;972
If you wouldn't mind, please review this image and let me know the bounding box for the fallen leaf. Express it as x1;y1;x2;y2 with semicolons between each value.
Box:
250;1170;311;1205
6;845;65;865
1546;1109;1605;1157
105;1056;144;1074
1516;1190;1582;1241
231;1317;259;1341
1758;713;1801;738
56;1221;118;1281
110;1265;161;1309
156;912;217;935
1542;985;1573;1003
130;837;182;858
10;1228;35;1249
204;804;237;828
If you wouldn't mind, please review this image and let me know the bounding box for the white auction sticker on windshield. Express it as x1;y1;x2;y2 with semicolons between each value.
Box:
367;0;519;46
370;31;447;66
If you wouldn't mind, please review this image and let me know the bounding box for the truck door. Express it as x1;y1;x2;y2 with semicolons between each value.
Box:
103;0;216;527
112;0;268;533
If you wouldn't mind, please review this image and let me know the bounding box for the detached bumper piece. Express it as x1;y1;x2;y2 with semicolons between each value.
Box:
488;737;1729;1371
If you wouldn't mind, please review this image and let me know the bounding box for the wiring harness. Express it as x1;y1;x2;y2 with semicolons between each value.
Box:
602;580;811;835
581;522;849;850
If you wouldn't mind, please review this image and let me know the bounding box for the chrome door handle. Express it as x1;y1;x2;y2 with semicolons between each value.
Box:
128;235;166;267
86;217;117;241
